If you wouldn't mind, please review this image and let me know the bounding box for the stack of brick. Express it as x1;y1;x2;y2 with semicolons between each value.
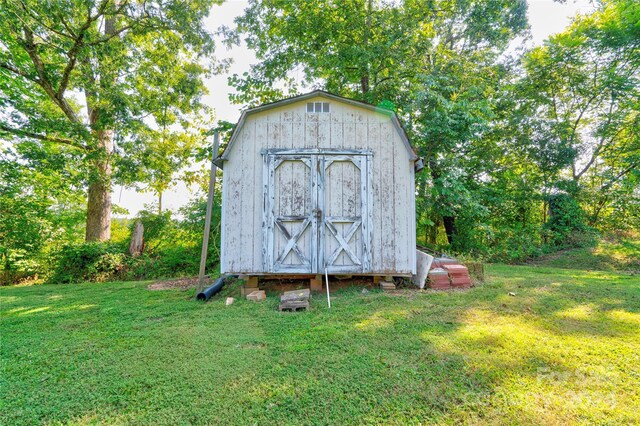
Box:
240;276;259;297
442;264;472;289
425;257;474;290
427;268;451;290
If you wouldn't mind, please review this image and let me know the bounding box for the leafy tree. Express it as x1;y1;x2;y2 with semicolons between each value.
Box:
517;0;639;224
0;142;85;282
228;0;529;247
0;0;220;240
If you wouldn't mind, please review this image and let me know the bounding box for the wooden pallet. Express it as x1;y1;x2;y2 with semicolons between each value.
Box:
278;300;309;312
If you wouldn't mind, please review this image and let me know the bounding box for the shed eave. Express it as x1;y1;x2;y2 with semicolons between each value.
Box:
219;90;417;161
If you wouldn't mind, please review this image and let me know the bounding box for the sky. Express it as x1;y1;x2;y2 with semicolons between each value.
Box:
113;0;595;217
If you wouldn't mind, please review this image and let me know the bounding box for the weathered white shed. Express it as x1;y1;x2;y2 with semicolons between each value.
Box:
218;91;420;277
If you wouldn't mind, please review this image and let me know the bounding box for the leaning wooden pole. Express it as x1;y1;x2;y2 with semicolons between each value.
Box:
197;132;220;294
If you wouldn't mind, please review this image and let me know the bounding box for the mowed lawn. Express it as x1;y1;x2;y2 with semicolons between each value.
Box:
1;265;639;425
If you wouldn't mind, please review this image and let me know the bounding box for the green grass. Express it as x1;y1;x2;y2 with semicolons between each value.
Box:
1;265;639;425
528;235;640;272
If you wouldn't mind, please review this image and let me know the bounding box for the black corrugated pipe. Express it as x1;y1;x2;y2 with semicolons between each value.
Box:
197;275;235;301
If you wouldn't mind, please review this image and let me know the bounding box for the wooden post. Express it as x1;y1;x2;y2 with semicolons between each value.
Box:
128;219;144;257
197;132;220;294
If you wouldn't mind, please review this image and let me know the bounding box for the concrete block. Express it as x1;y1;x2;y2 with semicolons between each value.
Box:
279;300;309;312
428;268;451;290
241;286;259;297
246;290;266;302
310;275;323;292
380;281;396;291
281;289;310;302
242;276;259;287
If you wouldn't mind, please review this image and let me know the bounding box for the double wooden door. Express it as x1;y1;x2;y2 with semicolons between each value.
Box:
263;150;372;274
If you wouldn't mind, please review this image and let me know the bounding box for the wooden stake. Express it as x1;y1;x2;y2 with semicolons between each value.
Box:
197;132;220;294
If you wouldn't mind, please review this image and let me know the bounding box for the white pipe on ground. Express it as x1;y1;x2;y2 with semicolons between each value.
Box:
325;268;331;308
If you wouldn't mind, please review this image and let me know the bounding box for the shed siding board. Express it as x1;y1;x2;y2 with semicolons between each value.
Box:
379;122;394;271
251;121;262;271
239;119;252;272
368;120;382;270
219;159;227;272
254;118;268;270
318;111;330;148
222;128;242;273
221;96;416;275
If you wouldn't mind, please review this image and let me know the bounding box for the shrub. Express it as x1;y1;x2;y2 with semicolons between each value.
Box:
544;193;593;246
0;248;44;285
48;242;125;284
88;252;128;282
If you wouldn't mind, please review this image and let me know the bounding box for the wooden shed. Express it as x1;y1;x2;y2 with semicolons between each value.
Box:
217;91;420;279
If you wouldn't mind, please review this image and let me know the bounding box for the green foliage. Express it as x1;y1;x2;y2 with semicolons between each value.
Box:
49;242;126;284
227;0;638;264
545;194;593;246
42;196;222;284
0;143;85;284
2;265;639;424
0;0;222;240
516;0;639;227
135;210;175;250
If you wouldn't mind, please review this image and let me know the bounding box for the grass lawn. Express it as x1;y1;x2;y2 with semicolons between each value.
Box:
526;235;640;272
2;265;639;425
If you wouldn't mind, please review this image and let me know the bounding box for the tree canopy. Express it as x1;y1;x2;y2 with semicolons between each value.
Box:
0;0;221;240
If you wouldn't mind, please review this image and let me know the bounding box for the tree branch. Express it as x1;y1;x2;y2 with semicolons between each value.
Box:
600;161;639;192
15;0;76;40
0;62;32;80
57;4;104;98
86;24;136;46
21;27;81;124
0;124;87;150
574;93;621;181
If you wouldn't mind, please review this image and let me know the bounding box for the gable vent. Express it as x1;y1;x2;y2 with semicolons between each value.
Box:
307;102;330;113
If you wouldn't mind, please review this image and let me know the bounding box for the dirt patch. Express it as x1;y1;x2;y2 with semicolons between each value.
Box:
147;276;210;291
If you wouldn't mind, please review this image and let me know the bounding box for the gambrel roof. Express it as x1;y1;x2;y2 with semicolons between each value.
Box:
218;90;418;162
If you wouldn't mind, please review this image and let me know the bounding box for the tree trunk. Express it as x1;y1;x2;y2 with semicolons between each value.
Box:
428;159;456;246
85;129;113;241
443;215;456;246
360;0;371;95
85;7;118;242
360;75;369;94
129;219;144;256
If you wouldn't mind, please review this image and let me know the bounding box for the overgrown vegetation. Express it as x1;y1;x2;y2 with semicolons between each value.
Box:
3;198;222;285
2;263;639;424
